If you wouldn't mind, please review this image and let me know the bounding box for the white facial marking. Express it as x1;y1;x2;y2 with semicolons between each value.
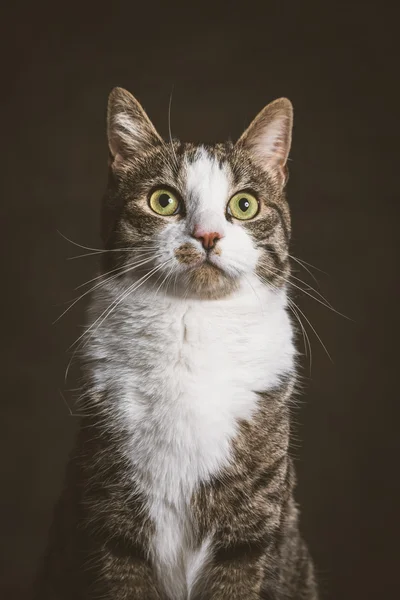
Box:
156;147;260;278
185;147;231;236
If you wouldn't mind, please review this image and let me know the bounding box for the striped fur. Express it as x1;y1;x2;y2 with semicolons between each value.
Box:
35;88;318;599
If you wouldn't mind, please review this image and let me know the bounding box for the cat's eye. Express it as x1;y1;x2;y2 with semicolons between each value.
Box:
228;192;259;220
149;188;180;216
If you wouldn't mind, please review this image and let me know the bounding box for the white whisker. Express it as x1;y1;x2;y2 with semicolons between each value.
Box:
289;254;328;275
69;260;173;351
243;274;265;316
54;254;162;324
289;255;321;287
290;298;332;363
288;298;312;371
68;247;160;260
152;262;175;301
286;272;334;309
267;266;350;320
255;271;330;365
75;252;162;290
168;86;179;170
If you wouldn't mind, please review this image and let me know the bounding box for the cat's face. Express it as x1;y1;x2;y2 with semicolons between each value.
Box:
102;88;293;299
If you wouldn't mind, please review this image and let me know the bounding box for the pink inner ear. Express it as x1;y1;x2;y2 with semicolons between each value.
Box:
254;117;290;168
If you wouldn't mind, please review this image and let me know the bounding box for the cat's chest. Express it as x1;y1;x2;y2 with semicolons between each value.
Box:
92;287;294;493
89;286;294;598
112;296;290;488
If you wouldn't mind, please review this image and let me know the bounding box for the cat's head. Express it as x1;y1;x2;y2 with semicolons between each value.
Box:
102;87;293;299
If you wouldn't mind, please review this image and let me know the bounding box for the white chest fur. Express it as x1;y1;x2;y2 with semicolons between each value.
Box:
88;278;295;598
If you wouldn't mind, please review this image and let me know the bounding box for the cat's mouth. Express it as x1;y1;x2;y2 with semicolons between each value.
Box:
172;242;237;298
204;256;224;273
189;254;225;276
174;243;223;272
182;261;237;299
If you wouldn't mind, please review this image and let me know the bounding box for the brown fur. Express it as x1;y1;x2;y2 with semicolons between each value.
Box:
101;139;292;299
35;383;317;599
183;262;239;300
175;243;203;265
35;88;318;599
190;380;317;599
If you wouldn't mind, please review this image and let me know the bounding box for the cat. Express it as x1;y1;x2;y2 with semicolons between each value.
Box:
35;87;318;599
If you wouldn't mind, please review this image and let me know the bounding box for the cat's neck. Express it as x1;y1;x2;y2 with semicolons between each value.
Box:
84;275;295;402
88;274;289;325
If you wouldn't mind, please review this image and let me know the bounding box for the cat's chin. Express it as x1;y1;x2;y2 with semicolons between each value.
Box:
181;262;239;300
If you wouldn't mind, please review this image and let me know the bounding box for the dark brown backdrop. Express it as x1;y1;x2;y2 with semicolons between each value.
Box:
1;2;399;599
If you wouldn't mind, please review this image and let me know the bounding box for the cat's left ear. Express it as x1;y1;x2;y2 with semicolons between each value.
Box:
107;87;162;165
237;98;293;187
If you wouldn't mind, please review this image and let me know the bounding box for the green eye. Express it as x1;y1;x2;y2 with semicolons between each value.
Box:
228;192;259;220
149;188;180;216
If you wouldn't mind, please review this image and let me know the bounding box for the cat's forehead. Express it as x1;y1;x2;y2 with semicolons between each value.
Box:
153;142;257;196
122;140;272;207
184;146;232;208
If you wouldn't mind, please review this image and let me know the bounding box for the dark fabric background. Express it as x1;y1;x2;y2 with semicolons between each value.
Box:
1;2;399;599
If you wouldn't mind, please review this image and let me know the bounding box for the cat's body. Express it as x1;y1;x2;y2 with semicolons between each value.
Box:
35;89;318;599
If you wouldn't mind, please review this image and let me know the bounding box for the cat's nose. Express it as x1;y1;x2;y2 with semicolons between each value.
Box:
192;228;223;251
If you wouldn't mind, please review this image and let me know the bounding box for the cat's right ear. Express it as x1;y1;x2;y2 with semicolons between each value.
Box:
107;87;162;165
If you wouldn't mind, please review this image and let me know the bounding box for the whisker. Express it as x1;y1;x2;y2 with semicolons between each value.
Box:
57;231;109;253
79;260;172;349
168;85;179;170
75;252;162;290
243;274;265;316
266;265;350;320
288;298;312;370
64;348;77;383
69;260;172;351
286;272;334;309
153;262;175;301
290;298;333;362
289;254;328;275
55;263;136;324
255;272;330;365
58;389;89;418
58;231;159;258
173;271;179;297
54;254;162;324
162;264;176;300
289;255;321;287
68;247;160;260
254;273;311;366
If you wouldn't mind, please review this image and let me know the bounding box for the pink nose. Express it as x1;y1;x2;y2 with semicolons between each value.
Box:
193;229;223;250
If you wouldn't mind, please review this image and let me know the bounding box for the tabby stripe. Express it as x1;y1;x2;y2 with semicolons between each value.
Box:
252;454;287;493
268;203;290;243
213;534;269;564
104;535;148;561
262;244;288;273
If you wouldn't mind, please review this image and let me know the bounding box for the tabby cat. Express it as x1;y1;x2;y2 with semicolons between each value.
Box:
35;87;318;599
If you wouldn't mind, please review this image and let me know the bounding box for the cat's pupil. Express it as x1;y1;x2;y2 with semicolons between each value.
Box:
159;193;172;208
239;198;250;212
